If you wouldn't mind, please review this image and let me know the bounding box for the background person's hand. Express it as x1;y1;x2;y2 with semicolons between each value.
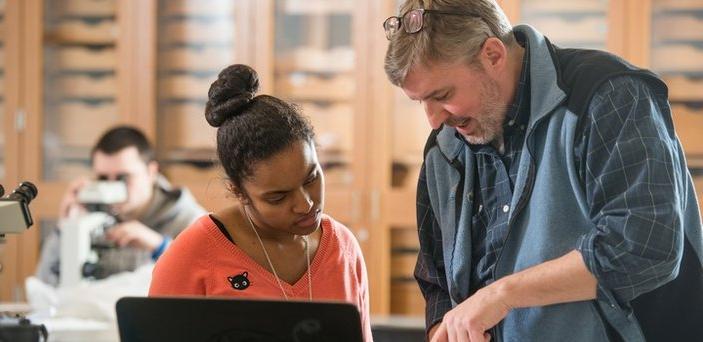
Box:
105;220;163;252
58;177;91;220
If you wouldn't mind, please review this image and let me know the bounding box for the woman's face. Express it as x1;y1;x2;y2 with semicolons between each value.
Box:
241;139;325;237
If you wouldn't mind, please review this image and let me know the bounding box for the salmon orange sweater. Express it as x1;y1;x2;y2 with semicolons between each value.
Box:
149;214;372;341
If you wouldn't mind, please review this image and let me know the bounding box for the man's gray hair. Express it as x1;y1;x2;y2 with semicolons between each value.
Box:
384;0;514;86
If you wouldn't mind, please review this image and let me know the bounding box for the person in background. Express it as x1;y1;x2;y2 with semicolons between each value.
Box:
149;64;372;341
383;0;703;341
36;125;206;286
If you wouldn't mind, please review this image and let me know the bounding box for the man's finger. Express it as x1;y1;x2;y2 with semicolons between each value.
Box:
430;322;448;342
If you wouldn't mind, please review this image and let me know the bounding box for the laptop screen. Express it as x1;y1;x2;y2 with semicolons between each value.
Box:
116;296;363;342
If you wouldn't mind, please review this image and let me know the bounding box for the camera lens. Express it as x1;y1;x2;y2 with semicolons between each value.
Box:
7;181;38;204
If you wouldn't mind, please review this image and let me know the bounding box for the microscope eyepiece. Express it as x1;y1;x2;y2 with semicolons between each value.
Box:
6;181;38;205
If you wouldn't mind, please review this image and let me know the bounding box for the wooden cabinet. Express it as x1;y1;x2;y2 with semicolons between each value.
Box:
0;0;21;302
649;0;703;158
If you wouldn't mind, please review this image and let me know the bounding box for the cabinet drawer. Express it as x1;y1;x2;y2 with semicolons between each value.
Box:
391;228;420;250
391;253;418;279
161;20;234;45
276;74;355;102
57;102;118;147
58;75;116;99
56;47;116;71
393;90;431;164
54;162;93;181
390;281;424;315
530;17;606;44
277;47;354;73
654;16;703;42
56;0;116;17
653;0;703;11
162;164;223;184
51;19;117;44
671;105;703;155
652;45;703;73
160;103;216;149
159;75;212;100
160;47;234;72
300;103;353;153
161;0;234;16
694;176;703;214
665;76;703;102
523;0;607;14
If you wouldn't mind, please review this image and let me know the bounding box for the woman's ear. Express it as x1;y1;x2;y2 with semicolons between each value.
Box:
227;181;250;204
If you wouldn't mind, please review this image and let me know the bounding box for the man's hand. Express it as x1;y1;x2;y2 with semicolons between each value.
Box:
106;220;163;252
431;284;511;342
59;177;90;220
430;251;597;342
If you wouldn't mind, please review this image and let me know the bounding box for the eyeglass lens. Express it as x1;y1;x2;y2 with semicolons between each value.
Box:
384;17;401;39
403;9;424;34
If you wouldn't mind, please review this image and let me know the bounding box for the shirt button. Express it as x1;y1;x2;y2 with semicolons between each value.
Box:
507;119;515;126
502;205;510;213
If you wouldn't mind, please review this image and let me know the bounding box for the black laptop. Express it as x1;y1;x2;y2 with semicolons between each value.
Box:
116;296;363;342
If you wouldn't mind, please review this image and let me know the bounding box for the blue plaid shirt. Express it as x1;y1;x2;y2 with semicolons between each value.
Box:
415;62;680;330
467;36;531;294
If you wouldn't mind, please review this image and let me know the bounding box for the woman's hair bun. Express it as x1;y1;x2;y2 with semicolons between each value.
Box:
204;64;260;127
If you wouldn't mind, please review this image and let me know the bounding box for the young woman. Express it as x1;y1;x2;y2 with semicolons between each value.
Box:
149;64;371;340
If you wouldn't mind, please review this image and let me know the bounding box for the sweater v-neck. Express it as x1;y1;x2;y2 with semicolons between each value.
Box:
205;215;331;290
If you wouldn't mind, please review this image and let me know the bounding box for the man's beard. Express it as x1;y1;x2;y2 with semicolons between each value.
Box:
459;78;508;146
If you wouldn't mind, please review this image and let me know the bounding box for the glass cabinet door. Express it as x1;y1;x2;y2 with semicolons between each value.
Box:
520;0;610;50
155;0;240;208
381;0;432;316
42;0;120;181
271;0;360;224
651;0;703;158
651;0;703;215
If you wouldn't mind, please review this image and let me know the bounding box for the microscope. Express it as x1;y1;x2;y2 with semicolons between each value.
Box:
0;181;47;342
59;181;127;288
0;182;38;242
